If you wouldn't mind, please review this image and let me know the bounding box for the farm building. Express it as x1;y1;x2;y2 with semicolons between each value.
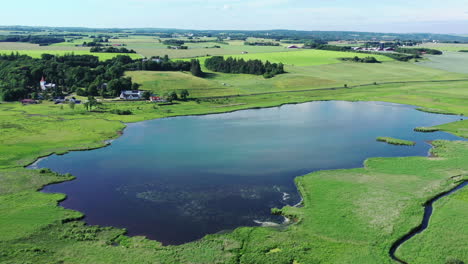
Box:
120;90;144;100
287;45;300;49
150;96;167;102
40;77;56;91
21;99;38;105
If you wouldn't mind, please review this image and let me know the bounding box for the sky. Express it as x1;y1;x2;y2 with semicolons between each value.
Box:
2;0;468;34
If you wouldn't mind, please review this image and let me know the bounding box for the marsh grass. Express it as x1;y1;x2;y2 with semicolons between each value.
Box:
377;137;416;146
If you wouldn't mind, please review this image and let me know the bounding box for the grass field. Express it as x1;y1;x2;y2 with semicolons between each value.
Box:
0;49;142;60
417;52;468;74
0;42;88;51
0;42;142;60
397;184;468;263
1;47;468;263
128;57;468;98
186;49;394;66
414;42;468;52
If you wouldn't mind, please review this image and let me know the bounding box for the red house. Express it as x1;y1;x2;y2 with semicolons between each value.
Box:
21;99;38;105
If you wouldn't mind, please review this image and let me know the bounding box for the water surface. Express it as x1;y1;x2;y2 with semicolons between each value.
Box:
34;101;465;245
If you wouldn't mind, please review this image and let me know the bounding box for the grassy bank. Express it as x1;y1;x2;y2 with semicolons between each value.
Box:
377;137;416;146
397;184;468;263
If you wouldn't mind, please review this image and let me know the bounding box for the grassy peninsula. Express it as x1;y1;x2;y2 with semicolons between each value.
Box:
377;137;416;146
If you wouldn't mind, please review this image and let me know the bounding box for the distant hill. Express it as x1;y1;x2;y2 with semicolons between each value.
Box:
0;25;467;42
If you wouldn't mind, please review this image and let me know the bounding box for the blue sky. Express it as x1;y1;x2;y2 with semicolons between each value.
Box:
2;0;468;34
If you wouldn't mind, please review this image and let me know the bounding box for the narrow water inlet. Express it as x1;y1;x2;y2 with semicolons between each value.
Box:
389;181;468;264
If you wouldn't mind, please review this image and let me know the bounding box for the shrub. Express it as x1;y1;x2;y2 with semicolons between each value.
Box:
110;109;133;115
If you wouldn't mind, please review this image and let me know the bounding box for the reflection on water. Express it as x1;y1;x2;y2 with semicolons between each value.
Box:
34;101;464;245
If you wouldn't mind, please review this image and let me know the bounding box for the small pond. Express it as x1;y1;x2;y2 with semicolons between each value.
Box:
32;101;465;245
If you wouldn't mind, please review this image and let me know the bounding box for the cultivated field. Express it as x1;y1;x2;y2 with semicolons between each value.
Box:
0;49;142;60
186;49;394;66
414;42;468;52
417;52;468;74
129;51;468;98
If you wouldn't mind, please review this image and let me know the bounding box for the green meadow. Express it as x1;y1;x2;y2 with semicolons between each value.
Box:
414;42;468;52
129;52;467;98
183;49;394;66
398;185;468;263
1;43;468;263
0;48;142;60
417;52;468;74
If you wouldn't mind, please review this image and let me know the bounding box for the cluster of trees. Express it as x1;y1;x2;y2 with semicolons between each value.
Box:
167;45;188;49
339;56;381;63
303;42;353;52
244;42;280;46
204;56;285;78
162;39;185;46
164;89;190;102
90;46;136;53
137;57;203;77
380;53;420;62
0;35;65;45
395;47;443;55
303;42;421;62
0;53;203;101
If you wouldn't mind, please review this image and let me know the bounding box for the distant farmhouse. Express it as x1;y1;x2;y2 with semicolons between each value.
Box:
150;96;166;103
40;77;56;91
287;45;300;49
120;90;144;100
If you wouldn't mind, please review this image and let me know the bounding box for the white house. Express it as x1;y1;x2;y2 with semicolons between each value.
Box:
120;90;144;100
40;77;56;91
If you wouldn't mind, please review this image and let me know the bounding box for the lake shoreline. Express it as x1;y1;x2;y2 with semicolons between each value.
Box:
25;100;467;247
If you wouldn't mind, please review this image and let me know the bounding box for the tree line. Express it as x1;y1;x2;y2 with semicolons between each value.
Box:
339;56;381;63
244;42;280;46
395;47;443;55
204;56;285;78
90;46;136;53
303;42;421;62
0;53;202;101
0;35;65;46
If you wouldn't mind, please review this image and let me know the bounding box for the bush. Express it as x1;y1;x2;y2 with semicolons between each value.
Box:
76;88;87;96
110;109;133;115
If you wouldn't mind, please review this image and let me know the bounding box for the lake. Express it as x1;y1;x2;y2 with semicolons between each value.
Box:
32;101;465;245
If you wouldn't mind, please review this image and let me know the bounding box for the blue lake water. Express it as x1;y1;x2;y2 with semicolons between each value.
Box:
33;101;465;245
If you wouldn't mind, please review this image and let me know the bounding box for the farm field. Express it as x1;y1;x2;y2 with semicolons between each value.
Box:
416;52;468;74
0;48;142;60
413;42;468;52
99;36;292;58
0;42;88;51
184;49;395;66
128;55;468;98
